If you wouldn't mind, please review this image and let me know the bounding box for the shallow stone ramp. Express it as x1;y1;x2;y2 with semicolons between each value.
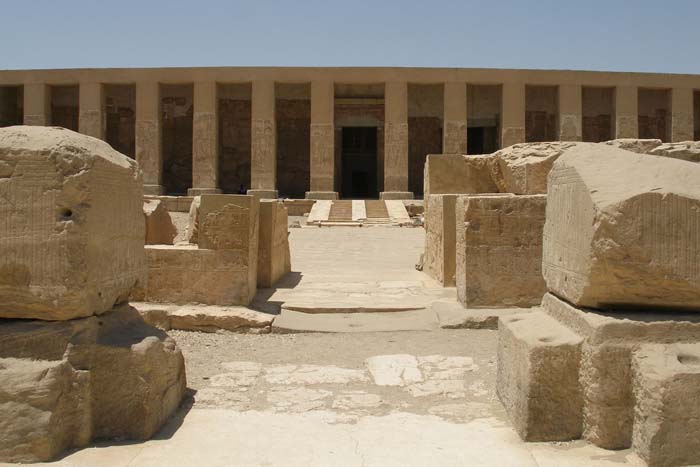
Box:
306;200;332;224
272;308;439;333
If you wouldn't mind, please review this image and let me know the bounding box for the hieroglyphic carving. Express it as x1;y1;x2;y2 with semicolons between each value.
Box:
193;112;217;189
135;119;161;186
443;120;467;154
384;122;408;192
251;118;275;190
310;123;334;192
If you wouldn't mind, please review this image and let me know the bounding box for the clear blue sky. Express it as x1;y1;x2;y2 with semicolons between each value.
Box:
2;0;699;74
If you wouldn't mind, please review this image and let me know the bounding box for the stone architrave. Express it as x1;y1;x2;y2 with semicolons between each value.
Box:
0;126;145;320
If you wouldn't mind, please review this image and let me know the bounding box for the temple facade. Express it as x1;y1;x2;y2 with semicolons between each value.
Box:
1;67;698;199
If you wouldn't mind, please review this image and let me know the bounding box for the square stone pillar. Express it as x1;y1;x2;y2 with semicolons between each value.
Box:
306;80;337;200
248;80;277;199
136;82;164;195
381;81;412;200
558;85;582;141
615;85;638;139
189;81;221;196
78;82;104;139
443;82;467;154
501;83;526;148
671;88;694;142
23;83;50;126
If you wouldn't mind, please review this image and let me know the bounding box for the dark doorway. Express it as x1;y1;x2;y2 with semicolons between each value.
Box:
341;127;378;199
467;126;498;154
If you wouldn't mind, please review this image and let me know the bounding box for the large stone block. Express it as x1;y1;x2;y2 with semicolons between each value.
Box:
0;126;145;320
542;143;700;310
497;311;583;441
456;194;547;307
257;200;291;288
492;142;579;194
135;245;257;305
0;306;186;462
632;343;700;467
198;194;259;252
648;141;700;162
423;194;457;286
144;198;177;245
423;154;500;198
604;138;663;154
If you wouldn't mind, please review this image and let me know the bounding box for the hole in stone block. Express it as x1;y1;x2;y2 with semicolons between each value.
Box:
677;354;700;366
538;336;555;343
57;208;73;221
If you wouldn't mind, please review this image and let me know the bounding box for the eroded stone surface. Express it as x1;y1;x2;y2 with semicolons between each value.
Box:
144;198;177;245
0;126;145;320
365;354;423;386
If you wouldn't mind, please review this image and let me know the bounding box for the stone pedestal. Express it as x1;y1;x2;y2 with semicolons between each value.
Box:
251;80;276;194
305;191;338;200
78;82;104;139
671;88;694;142
615;86;638;138
384;82;411;197
136;82;164;194
501;83;526;148
443;82;467;153
191;81;219;194
558;85;582;141
23;83;49;126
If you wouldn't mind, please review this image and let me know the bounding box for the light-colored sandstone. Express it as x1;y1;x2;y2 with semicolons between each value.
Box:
0;305;186;463
0;126;145;320
198;194;259;252
497;311;583;441
258;200;291;288
134;245;257;306
456;194;547;308
423;194;457;286
542;143;700;310
186;195;201;243
492;142;578;194
144;198;177;245
632;343;700;467
604;138;663;154
133;302;273;333
423;154;499;198
648;141;700;162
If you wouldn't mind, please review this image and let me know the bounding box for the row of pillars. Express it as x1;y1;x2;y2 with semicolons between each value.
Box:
21;81;698;199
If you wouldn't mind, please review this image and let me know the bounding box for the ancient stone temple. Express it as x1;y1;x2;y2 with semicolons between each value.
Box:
1;67;698;200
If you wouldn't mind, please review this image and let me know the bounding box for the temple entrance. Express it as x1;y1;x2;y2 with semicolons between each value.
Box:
341;127;378;199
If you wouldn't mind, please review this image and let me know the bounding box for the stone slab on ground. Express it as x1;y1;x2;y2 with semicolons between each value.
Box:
272;308;439;333
133;302;274;333
432;300;538;330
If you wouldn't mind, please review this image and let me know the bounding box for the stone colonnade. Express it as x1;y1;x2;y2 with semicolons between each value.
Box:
18;79;699;199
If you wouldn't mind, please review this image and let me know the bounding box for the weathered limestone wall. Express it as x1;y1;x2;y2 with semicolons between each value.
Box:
0;126;145;320
276;83;310;198
50;85;79;131
423;194;457;286
525;85;558;143
161;84;193;194
258;200;291;287
582;87;614;142
105;84;136;158
219;83;252;194
638;88;670;142
0;86;23;127
456;194;547;308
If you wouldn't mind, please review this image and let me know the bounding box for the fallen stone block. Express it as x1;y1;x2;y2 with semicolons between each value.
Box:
423;194;458;286
648;141;700;162
135;245;257;306
423;154;500;198
432;300;537;330
604;138;663;154
0;305;186;462
144;198;177;245
456;194;547;308
632;343;700;467
186;195;201;243
258;200;291;288
497;311;583;441
0;358;91;463
0;126;145;320
542;143;700;310
492;142;579;194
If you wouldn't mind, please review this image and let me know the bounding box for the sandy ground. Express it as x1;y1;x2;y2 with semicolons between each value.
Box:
12;223;645;466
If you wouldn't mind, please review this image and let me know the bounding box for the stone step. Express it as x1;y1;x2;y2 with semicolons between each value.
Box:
328;200;353;221
271;308;439;333
365;200;389;218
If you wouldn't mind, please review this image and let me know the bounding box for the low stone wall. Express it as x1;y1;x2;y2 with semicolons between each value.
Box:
456;194;547;308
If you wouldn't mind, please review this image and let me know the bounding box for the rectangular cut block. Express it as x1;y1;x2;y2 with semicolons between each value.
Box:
198;194;259;251
257;200;291;287
136;245;257;305
497;311;583;441
632;343;700;467
423;195;457;286
542;143;700;310
0;126;145;320
456;194;547;307
423;154;500;198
